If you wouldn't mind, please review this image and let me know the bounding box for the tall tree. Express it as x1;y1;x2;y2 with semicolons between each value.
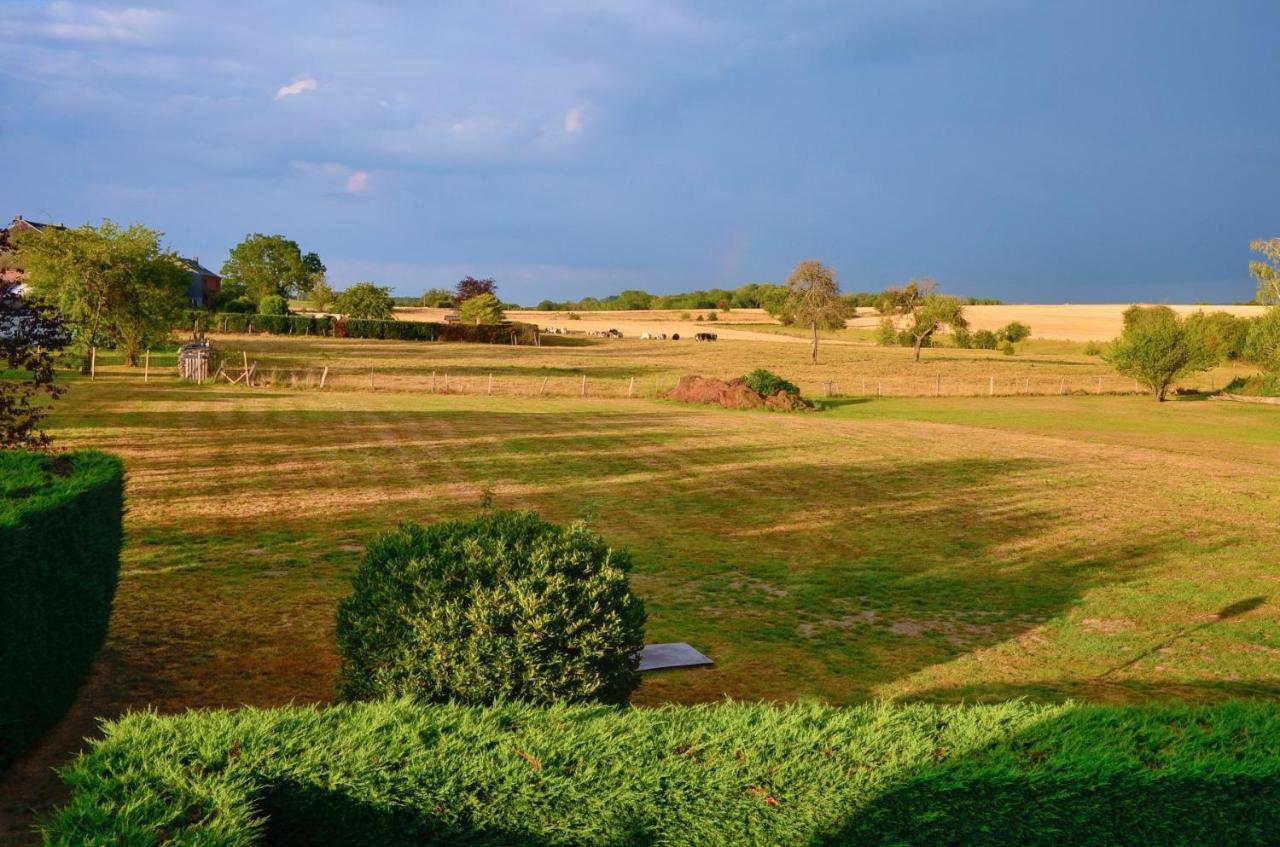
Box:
878;278;968;362
0;280;68;449
459;292;506;325
454;276;497;305
220;234;316;304
1250;238;1280;305
18;220;188;368
783;260;847;363
335;282;395;320
1105;305;1219;401
309;278;335;313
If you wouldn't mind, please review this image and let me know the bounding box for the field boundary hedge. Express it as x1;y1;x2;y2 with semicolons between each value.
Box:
0;451;123;771
44;699;1280;845
181;311;539;344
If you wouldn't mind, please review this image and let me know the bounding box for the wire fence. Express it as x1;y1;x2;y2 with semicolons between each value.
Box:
170;356;1228;400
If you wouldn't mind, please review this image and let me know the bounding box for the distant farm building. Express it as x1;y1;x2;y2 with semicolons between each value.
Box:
0;215;67;288
180;257;221;308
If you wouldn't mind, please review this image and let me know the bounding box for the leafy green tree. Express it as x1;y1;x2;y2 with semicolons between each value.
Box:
257;295;288;315
421;288;454;308
783;260;847;363
220;234;315;304
459;292;506;325
335;282;395;320
308;278;335;313
999;321;1031;343
761;285;793;323
454;276;497;305
18;220;188;368
1244;307;1280;372
614;289;654;310
1105;305;1219;401
0;280;68;449
879;278;968;362
973;329;999;349
1250;238;1280;305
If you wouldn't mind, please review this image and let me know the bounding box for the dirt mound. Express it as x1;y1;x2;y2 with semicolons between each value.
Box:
665;376;812;411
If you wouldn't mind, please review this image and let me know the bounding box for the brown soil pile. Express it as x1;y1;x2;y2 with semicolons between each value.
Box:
665;375;813;411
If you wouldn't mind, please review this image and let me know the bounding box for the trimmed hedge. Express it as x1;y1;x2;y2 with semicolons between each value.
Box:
0;451;124;770
43;700;1280;845
179;311;539;344
337;512;646;707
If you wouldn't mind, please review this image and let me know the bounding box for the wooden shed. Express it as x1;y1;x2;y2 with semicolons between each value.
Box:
177;341;211;382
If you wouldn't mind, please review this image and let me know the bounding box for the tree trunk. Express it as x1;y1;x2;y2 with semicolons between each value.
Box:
913;325;937;362
810;321;818;364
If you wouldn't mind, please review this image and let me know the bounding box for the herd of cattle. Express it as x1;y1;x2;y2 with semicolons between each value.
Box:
541;326;718;342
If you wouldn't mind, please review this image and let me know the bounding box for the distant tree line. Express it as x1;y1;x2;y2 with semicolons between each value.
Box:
525;283;1002;314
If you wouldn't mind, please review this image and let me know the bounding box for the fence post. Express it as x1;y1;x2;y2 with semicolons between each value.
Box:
935;374;941;397
90;347;96;381
989;376;994;397
1097;376;1103;395
628;377;635;398
320;366;329;389
1059;377;1065;395
877;381;882;397
242;352;250;389
370;367;375;390
580;373;587;397
540;377;548;396
431;371;436;393
144;349;150;383
445;373;449;392
487;373;493;395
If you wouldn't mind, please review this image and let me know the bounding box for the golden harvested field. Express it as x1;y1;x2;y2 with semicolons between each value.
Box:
397;304;1268;343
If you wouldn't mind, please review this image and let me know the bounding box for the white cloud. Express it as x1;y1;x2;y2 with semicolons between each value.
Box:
291;160;370;195
2;2;172;43
275;77;317;99
563;105;585;135
344;170;369;194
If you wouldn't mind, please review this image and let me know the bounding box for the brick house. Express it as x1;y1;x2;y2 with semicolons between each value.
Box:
179;257;221;308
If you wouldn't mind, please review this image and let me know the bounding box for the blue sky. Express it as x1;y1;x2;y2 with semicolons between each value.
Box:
2;1;1278;303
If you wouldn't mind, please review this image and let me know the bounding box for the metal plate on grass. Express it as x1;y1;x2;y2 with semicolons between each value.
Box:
638;642;714;672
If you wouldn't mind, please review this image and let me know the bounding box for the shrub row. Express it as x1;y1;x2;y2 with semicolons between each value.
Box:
44;699;1280;845
0;451;123;771
180;311;540;344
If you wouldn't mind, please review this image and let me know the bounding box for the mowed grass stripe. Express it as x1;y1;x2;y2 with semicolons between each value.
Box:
42;375;1280;714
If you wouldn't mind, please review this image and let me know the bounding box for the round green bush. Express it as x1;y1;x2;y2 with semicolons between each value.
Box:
742;368;800;397
257;295;289;316
336;511;646;706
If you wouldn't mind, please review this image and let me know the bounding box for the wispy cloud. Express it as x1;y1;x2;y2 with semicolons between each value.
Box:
275;77;317;99
563;105;585;135
1;2;172;43
291;160;370;195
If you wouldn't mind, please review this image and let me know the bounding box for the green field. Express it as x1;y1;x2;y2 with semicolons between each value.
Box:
40;337;1280;713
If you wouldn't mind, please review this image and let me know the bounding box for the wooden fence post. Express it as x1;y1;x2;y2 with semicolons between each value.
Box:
1059;377;1065;395
487;373;493;395
144;350;150;383
628;377;635;398
989;376;994;397
242;352;250;389
444;373;449;392
90;347;97;381
935;374;941;397
1097;376;1103;395
540;377;548;396
369;367;375;390
876;381;882;397
320;366;329;389
580;374;586;397
432;371;437;393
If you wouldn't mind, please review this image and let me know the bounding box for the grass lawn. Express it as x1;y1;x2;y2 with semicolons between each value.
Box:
42;346;1280;714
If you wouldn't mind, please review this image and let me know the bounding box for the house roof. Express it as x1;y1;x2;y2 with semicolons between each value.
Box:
8;215;65;233
179;257;220;279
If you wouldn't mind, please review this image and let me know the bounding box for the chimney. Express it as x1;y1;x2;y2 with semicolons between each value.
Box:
13;215;22;221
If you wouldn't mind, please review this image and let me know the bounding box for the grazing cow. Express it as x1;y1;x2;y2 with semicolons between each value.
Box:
694;332;718;342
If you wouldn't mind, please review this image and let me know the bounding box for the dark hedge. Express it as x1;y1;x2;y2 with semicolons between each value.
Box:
0;451;123;770
43;699;1280;846
180;311;538;344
